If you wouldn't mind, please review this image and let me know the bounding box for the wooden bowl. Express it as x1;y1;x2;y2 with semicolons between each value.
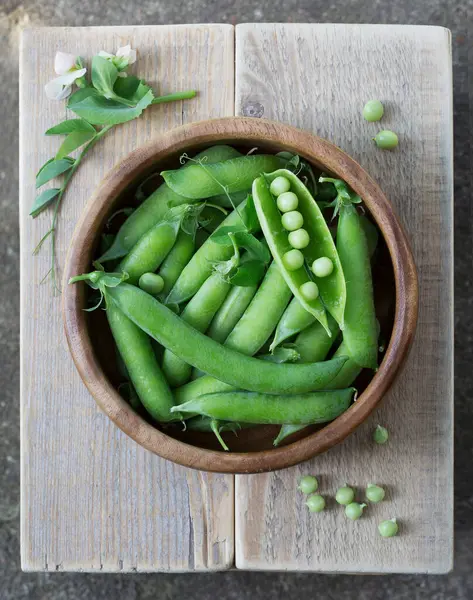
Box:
63;117;418;474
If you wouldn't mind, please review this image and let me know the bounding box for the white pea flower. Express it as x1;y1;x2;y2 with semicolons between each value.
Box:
45;52;87;100
98;44;137;76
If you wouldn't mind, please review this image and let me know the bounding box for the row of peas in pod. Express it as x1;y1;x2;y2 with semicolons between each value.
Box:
70;144;380;451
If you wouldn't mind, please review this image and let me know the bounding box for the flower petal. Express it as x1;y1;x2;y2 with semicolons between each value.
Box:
54;52;77;75
55;68;87;86
45;79;72;100
116;44;137;64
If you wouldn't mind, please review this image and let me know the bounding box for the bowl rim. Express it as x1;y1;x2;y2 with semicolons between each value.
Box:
62;116;419;474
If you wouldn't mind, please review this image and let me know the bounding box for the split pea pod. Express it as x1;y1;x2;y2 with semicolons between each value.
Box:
98;145;241;262
106;300;175;422
104;283;348;394
117;204;192;285
252;176;329;334
166;198;257;304
162;155;284;199
337;202;378;369
271;215;379;350
257;170;346;329
174;389;356;425
162;273;231;387
157;230;195;296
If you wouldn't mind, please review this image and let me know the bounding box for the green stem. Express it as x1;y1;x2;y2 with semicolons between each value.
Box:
151;90;197;104
48;125;114;291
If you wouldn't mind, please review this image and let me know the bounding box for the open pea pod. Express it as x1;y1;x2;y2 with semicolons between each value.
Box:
252;176;327;333
261;169;346;330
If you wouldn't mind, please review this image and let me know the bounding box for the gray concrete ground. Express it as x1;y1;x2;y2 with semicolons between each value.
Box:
1;1;471;598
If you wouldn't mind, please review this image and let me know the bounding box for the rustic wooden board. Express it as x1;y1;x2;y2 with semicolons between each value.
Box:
235;24;453;574
20;25;235;572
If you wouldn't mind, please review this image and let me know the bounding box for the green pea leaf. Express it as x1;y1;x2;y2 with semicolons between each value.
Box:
30;188;61;218
231;231;270;264
36;157;75;188
210;225;246;245
68;87;154;125
239;194;259;233
55;130;96;160
92;55;119;98
113;75;152;104
228;260;266;286
45;118;96;135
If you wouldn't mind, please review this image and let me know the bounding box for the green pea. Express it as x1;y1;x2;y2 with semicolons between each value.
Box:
288;228;310;249
283;249;304;271
306;494;325;513
378;519;399;538
277;191;299;212
298;475;319;494
300;281;319;301
270;176;291;197
366;484;386;503
345;502;366;520
335;485;355;506
282;210;304;231
311;257;333;278
362;99;384;122
374;425;389;444
374;130;399;149
138;273;164;295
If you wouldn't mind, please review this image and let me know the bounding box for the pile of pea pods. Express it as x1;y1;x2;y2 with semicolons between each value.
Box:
70;145;380;451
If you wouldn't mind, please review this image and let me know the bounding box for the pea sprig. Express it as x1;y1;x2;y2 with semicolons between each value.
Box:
32;48;196;289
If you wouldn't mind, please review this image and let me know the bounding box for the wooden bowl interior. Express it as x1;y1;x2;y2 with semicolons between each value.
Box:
85;138;395;453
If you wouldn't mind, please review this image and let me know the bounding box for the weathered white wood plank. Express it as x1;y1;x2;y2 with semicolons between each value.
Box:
20;24;235;572
235;23;453;574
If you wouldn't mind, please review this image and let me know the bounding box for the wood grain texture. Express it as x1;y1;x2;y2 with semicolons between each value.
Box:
20;25;235;572
235;24;453;574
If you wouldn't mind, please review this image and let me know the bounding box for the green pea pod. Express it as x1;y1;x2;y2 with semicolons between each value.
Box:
99;145;241;262
166;199;257;304
207;283;259;343
360;215;379;260
106;300;176;422
224;261;291;355
175;375;234;406
162;273;231;387
104;283;348;394
162;155;284;199
173;389;356;425
261;170;346;328
295;314;339;363
337;203;378;369
117;204;193;285
252;176;329;334
158;230;195;296
270;297;318;351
